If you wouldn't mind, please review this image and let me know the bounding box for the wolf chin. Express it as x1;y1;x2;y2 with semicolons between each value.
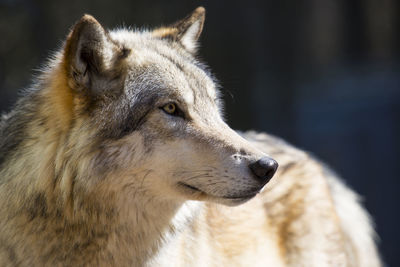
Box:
0;7;381;266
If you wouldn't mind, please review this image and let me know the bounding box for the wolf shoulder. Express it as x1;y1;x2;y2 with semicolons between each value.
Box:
241;130;382;267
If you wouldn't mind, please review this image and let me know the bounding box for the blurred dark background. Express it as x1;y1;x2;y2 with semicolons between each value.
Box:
0;0;399;265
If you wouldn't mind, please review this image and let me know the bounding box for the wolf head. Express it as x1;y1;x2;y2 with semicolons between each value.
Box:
53;7;277;207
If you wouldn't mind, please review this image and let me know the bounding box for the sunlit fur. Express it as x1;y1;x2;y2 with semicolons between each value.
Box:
0;7;381;266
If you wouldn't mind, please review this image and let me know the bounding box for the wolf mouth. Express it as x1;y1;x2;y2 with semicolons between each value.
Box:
178;182;204;194
178;182;203;193
223;192;258;200
177;182;259;200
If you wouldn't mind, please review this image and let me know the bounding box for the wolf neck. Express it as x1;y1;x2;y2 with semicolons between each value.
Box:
0;101;200;265
116;196;203;265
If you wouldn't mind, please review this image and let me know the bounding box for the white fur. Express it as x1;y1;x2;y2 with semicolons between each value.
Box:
180;20;201;53
327;174;381;267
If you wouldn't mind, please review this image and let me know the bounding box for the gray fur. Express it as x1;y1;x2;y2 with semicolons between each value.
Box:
0;8;381;266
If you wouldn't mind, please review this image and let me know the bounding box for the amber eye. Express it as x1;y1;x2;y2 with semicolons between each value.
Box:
162;103;176;114
160;102;185;118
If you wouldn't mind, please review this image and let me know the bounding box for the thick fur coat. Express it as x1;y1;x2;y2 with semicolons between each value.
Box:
0;7;381;266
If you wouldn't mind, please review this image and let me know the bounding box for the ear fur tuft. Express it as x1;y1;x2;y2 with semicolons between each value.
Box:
153;7;206;53
63;14;129;94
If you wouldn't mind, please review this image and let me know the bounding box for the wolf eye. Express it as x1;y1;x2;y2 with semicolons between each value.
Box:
163;103;176;114
161;103;185;118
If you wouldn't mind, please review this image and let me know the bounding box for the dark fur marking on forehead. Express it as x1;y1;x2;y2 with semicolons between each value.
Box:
155;43;215;83
156;52;185;73
151;48;213;105
153;51;200;104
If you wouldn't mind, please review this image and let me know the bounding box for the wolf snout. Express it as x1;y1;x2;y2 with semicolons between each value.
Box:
249;157;278;184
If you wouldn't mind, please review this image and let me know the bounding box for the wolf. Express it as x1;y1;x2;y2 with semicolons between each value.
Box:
0;6;381;266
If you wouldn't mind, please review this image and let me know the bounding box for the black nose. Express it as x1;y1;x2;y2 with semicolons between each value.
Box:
249;157;278;183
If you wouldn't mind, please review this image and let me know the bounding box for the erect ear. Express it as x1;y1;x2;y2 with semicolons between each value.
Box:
153;7;205;53
63;14;129;94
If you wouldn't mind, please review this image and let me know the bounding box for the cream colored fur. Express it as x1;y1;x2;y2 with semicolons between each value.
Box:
0;7;381;266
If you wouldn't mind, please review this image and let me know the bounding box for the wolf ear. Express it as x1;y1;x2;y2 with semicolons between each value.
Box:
153;7;205;53
63;14;129;94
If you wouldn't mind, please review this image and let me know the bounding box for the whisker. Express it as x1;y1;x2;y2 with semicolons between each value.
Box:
175;169;214;174
207;181;227;186
185;174;214;181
